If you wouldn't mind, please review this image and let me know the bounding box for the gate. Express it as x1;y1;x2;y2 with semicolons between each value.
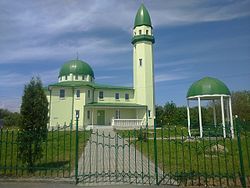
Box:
74;127;162;185
74;117;249;187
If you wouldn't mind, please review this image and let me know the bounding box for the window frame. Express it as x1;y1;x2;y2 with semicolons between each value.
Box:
87;110;90;119
139;58;142;66
76;89;80;98
59;89;65;99
115;93;120;100
99;91;104;100
125;93;129;100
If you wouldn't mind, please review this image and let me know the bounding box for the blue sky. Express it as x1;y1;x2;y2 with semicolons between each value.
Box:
0;0;250;112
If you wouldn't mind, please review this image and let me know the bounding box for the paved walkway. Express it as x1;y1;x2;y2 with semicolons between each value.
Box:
0;182;179;188
76;129;175;185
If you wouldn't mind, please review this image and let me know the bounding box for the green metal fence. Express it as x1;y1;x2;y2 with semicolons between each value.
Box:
0;118;249;187
0;123;90;178
154;119;250;187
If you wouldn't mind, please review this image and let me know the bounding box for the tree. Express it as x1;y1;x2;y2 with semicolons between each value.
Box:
3;112;21;127
18;77;48;171
0;109;21;128
231;90;250;121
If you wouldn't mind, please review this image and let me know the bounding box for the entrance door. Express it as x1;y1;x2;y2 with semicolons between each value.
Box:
97;110;105;125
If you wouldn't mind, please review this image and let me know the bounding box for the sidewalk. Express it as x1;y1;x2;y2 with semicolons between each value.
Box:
0;182;179;188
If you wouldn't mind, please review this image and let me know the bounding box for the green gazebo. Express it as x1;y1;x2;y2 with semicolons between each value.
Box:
186;77;234;138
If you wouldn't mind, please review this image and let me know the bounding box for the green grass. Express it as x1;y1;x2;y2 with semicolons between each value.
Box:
0;128;91;177
117;126;250;186
116;125;189;138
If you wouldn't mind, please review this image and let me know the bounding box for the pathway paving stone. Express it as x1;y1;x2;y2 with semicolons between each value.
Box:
75;128;176;185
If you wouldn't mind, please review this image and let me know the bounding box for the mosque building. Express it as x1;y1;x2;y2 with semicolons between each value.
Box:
45;4;156;128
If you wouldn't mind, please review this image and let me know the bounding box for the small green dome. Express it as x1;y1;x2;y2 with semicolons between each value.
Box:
59;59;94;78
187;77;230;98
134;4;152;28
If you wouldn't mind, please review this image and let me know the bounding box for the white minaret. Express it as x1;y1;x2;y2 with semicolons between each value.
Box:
132;4;155;127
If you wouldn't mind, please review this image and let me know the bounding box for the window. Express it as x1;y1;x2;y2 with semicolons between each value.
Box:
148;110;151;118
125;93;129;100
75;75;78;80
76;110;80;118
87;110;90;119
59;89;65;98
115;93;119;100
139;30;142;35
76;90;80;98
60;77;62;81
146;30;148;35
88;90;91;98
82;75;85;80
115;110;120;119
139;58;142;66
134;32;136;35
99;91;104;99
65;75;68;80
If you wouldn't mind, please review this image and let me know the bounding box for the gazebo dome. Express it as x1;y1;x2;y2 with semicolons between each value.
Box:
187;77;230;98
59;59;94;78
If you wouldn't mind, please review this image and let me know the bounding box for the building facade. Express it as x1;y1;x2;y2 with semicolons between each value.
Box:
45;4;155;128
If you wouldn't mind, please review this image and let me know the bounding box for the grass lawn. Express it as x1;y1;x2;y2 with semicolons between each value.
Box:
116;126;250;186
0;128;91;177
116;125;189;138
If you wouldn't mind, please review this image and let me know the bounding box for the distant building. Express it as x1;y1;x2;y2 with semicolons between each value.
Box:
45;4;155;129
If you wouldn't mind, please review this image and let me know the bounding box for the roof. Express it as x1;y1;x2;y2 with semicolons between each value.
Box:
131;34;155;45
59;59;94;78
48;81;134;90
187;77;231;98
134;4;152;28
85;102;146;108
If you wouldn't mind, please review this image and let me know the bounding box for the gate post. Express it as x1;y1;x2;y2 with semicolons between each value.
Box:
235;117;246;188
153;118;159;185
75;115;79;184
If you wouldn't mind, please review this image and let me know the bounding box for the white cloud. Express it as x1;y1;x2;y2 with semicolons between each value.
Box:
0;69;59;87
155;73;188;83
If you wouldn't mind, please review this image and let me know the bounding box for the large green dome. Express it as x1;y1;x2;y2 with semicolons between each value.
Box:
134;4;152;28
59;59;94;78
187;77;230;98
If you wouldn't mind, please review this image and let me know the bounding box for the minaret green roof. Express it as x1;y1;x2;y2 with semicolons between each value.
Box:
134;4;152;28
187;77;231;98
59;59;94;78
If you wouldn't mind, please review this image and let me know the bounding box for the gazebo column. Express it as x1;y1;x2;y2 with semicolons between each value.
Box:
220;96;226;138
226;98;230;125
229;97;234;138
213;100;217;126
187;100;191;137
198;97;203;138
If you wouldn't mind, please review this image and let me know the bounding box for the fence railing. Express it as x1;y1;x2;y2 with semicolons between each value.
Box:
0;118;249;187
0;124;90;178
111;118;145;127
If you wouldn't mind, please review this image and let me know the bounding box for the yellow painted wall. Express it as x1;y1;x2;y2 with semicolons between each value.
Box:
133;26;155;127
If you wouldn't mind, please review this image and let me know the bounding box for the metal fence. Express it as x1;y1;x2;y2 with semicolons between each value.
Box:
0;124;90;178
0;118;249;187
